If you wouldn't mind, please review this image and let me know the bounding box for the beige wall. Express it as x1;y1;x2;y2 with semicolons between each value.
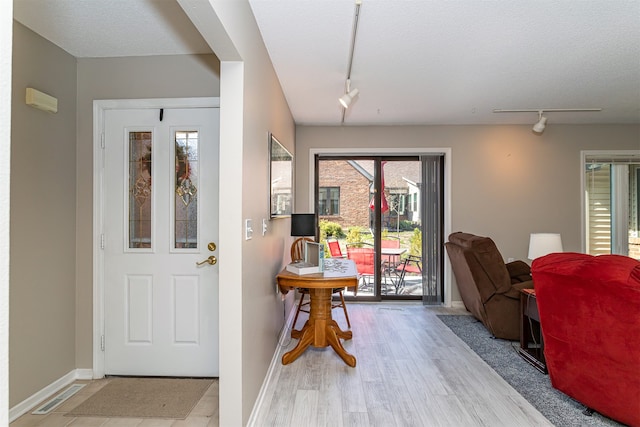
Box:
10;22;77;406
236;37;296;427
75;53;220;370
296;125;640;302
197;2;296;424
0;3;11;421
10;19;221;408
10;2;294;422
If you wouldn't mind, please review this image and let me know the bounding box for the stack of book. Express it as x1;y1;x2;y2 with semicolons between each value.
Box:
286;241;324;275
286;261;321;275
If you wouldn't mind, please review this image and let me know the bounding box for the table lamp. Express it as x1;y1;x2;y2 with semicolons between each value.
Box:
290;213;316;262
528;233;563;260
291;213;315;238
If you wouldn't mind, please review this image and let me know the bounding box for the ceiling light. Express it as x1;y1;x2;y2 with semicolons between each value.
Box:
339;87;359;109
532;111;547;134
493;108;602;135
340;0;362;120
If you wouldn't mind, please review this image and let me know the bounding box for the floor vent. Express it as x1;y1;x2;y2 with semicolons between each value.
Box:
32;383;85;415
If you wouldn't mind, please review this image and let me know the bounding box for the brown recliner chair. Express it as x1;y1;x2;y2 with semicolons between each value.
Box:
445;232;533;340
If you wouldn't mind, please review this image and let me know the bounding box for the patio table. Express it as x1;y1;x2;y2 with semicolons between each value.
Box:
382;247;406;292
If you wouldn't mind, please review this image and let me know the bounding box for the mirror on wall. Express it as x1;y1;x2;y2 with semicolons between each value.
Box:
269;133;293;218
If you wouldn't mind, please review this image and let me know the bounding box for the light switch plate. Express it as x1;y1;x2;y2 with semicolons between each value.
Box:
245;219;253;240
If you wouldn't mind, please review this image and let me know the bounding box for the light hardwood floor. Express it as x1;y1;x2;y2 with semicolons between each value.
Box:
249;302;552;427
11;303;552;427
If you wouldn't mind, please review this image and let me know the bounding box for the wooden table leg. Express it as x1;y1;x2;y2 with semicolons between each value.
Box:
291;320;308;339
329;319;352;340
282;323;314;365
282;287;356;367
326;322;356;367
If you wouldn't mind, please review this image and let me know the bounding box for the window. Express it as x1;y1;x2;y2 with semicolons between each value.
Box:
319;187;340;215
584;151;640;260
388;191;406;215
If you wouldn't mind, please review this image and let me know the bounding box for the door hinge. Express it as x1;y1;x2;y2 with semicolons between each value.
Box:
101;132;105;149
100;234;105;249
101;335;105;351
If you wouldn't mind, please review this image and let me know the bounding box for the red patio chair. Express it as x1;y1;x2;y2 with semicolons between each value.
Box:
381;237;401;267
346;244;376;289
395;254;422;293
327;239;345;258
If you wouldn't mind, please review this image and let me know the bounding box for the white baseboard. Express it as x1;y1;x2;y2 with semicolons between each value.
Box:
75;369;94;380
451;300;466;309
247;301;297;427
9;369;96;422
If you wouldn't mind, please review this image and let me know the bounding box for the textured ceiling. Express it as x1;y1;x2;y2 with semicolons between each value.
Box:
13;0;211;57
13;0;640;126
249;0;640;125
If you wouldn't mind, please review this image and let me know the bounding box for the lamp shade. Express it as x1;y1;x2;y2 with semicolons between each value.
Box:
528;233;563;259
291;213;316;237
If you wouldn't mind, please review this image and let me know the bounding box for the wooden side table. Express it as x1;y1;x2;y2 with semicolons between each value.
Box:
277;259;358;367
519;288;547;373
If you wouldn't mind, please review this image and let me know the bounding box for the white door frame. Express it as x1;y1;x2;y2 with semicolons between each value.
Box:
92;97;220;378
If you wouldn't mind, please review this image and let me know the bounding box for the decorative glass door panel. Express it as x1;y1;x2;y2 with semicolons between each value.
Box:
128;131;153;249
174;130;199;249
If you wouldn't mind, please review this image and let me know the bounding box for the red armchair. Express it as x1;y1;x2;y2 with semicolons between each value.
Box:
531;252;640;427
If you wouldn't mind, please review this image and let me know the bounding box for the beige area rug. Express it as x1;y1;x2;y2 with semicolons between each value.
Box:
66;377;213;419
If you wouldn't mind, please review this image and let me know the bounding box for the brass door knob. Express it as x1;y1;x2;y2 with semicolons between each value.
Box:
196;255;217;266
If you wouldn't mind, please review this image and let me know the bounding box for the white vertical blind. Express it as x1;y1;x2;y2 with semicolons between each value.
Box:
584;152;640;259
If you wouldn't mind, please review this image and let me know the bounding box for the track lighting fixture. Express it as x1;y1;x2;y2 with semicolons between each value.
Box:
340;0;362;121
493;108;602;135
339;80;359;109
532;111;547;134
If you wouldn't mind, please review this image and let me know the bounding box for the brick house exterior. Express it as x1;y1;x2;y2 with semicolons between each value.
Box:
318;160;421;230
318;160;371;228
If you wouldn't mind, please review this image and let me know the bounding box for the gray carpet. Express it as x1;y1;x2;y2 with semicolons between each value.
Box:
437;315;625;427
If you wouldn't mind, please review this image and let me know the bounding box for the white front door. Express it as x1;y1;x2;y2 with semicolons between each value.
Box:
103;107;219;376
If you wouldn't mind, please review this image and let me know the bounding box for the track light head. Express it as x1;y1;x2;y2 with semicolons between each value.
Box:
339;87;359;108
532;111;547;134
493;108;601;135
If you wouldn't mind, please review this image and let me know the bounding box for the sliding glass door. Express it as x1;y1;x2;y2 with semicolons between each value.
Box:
316;155;444;303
